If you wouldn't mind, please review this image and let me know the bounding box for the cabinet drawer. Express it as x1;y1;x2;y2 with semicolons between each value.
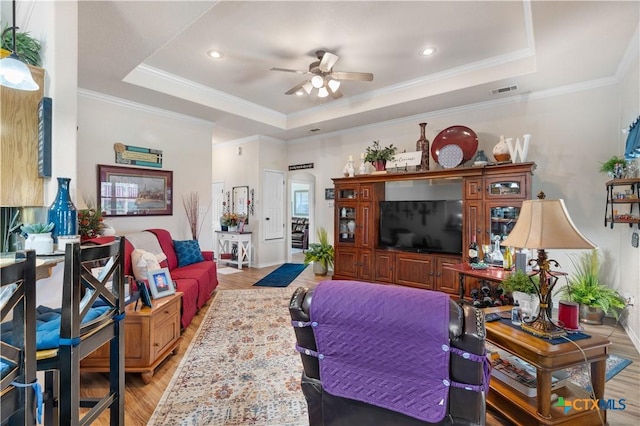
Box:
152;297;180;325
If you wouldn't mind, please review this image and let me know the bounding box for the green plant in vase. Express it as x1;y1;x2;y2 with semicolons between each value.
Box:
364;140;397;171
304;227;334;276
1;25;42;66
599;155;627;179
554;249;626;323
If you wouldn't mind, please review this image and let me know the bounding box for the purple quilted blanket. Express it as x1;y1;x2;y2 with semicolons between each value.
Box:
309;280;451;423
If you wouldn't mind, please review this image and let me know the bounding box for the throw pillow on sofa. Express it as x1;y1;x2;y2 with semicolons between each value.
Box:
131;249;163;281
174;240;205;267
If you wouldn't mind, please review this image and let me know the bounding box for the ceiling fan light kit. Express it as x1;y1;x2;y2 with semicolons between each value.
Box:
271;49;373;100
0;0;39;91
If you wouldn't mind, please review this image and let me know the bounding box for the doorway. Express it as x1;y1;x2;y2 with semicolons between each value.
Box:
289;171;315;263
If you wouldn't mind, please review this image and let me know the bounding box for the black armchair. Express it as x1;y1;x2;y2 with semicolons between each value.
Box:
291;217;309;250
289;280;488;426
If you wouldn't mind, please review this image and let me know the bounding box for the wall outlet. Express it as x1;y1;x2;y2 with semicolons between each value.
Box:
623;293;635;307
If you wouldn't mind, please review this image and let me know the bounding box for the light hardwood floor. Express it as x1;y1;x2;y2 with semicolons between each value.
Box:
81;257;639;425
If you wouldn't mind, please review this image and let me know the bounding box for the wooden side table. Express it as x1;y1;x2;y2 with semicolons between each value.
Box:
484;306;610;425
81;292;183;383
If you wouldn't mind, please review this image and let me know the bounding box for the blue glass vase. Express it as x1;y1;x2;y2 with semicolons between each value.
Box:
48;177;77;242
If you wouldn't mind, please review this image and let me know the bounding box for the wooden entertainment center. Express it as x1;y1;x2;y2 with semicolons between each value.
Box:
332;162;536;294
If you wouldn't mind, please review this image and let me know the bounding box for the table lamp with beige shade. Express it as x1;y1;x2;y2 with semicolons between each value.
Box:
501;191;596;338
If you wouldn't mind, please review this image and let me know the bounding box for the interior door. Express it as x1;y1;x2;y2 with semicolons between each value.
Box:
212;182;224;231
264;169;285;240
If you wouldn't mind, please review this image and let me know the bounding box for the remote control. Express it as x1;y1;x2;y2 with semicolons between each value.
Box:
485;313;502;322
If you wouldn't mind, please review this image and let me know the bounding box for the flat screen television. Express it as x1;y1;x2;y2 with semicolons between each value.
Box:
378;200;463;255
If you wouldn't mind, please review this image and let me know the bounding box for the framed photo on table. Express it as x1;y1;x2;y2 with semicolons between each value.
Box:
135;280;153;309
147;268;176;299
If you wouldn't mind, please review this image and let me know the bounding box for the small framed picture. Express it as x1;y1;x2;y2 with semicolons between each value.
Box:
147;268;176;299
135;280;153;309
325;188;335;200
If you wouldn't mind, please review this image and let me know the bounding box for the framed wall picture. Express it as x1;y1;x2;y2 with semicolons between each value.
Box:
98;164;173;216
147;268;176;299
325;188;335;200
232;185;249;224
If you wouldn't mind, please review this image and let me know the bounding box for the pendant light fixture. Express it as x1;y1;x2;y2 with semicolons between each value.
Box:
0;0;39;91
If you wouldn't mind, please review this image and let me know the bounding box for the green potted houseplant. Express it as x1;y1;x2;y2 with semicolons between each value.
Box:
599;155;627;179
364;140;397;172
303;227;334;276
1;26;42;66
500;270;540;313
20;222;54;254
555;249;626;324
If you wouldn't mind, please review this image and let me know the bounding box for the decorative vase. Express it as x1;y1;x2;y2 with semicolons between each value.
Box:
493;135;511;162
416;122;430;171
48;177;77;242
24;232;54;255
313;261;328;276
221;225;229;232
347;220;356;234
473;150;489;165
579;304;605;325
346;160;355;177
359;161;367;175
372;160;386;172
228;225;238;232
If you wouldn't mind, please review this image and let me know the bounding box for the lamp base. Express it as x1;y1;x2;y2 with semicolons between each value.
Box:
521;317;566;339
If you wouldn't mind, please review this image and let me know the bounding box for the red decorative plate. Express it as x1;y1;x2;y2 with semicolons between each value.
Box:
431;125;479;163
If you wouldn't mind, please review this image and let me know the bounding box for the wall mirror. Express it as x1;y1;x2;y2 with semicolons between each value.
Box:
232;186;249;224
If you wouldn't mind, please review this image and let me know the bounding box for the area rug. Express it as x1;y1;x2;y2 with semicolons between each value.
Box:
253;263;307;287
217;267;243;275
148;288;307;426
564;353;632;392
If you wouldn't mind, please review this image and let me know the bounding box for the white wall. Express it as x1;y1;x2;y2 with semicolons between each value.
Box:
77;94;215;250
617;47;640;348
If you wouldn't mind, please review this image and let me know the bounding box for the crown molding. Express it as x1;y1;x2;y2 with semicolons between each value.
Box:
78;88;216;127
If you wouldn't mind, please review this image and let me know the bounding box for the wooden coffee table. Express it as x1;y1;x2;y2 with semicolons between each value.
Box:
484;306;610;425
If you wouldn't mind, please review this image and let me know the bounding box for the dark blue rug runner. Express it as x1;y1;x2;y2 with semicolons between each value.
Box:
253;263;307;287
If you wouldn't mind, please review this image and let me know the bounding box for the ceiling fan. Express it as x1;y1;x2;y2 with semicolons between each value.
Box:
271;50;373;99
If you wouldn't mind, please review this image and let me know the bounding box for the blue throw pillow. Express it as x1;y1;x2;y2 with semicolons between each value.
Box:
173;239;205;267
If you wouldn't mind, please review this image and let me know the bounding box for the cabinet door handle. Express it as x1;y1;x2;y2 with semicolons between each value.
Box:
164;310;170;314
154;343;160;347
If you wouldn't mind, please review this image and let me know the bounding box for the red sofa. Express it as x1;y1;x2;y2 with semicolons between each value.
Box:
123;229;218;328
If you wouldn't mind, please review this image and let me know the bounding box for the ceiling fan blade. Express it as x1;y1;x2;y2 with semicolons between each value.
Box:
319;52;339;72
285;80;310;95
330;71;374;81
328;86;343;99
271;67;308;74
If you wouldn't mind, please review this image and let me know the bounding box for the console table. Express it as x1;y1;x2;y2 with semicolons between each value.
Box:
484;306;610;425
215;231;252;269
444;263;513;300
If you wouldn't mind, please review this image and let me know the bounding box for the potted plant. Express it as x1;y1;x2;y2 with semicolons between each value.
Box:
555;249;626;324
1;26;42;66
500;270;540;314
20;222;54;254
303;227;334;276
364;140;397;171
599;155;627;179
78;207;105;241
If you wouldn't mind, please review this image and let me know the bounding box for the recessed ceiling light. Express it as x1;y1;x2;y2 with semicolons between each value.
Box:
207;50;223;59
295;90;304;96
419;47;437;56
